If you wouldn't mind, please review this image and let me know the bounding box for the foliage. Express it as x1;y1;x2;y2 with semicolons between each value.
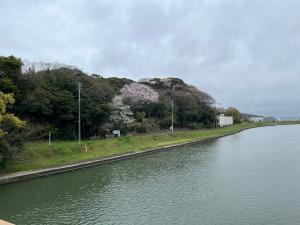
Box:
0;92;25;137
7;122;276;173
109;95;134;130
135;125;147;133
135;111;145;123
0;55;250;172
225;107;242;123
0;92;25;168
140;78;216;128
17;68;116;139
0;55;219;140
0;56;23;94
120;82;159;104
47;124;58;137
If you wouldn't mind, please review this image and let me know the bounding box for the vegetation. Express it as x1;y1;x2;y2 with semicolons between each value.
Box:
225;107;242;123
0;92;25;168
5;122;279;173
1;56;217;138
0;55;223;170
1;55;288;173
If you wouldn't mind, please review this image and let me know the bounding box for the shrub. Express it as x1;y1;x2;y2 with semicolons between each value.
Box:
135;125;147;133
189;122;198;129
0;139;10;169
135;112;145;123
159;117;172;129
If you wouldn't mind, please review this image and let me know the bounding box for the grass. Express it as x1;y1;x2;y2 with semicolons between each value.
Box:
5;121;299;173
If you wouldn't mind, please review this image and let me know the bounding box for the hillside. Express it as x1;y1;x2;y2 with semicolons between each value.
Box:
1;56;217;141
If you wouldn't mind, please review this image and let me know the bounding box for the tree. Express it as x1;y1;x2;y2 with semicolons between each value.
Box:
138;78;216;128
0;92;25;136
225;107;242;123
21;59;78;74
109;95;134;130
0;56;23;94
0;92;25;168
120;82;159;104
0;55;219;140
18;67;114;139
135;111;145;123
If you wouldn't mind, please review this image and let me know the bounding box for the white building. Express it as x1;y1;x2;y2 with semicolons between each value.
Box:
249;117;264;122
217;114;233;127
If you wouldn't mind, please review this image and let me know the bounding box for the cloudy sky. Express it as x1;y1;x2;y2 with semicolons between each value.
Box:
1;0;300;116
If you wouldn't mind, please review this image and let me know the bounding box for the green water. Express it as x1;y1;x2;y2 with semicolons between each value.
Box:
1;125;300;225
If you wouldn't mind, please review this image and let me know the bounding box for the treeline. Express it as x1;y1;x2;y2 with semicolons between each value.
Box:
1;56;217;139
0;55;219;167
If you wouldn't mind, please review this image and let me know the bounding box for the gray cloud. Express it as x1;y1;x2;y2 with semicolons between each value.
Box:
1;0;300;116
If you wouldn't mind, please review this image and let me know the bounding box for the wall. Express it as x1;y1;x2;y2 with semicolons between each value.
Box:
217;115;233;127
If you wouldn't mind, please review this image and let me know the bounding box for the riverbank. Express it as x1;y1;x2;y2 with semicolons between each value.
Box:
0;122;298;184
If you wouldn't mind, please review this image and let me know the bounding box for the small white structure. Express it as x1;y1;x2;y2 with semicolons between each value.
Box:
217;114;233;127
249;117;264;123
112;130;121;137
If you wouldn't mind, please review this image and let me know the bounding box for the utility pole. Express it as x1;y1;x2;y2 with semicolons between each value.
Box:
171;85;174;133
216;102;222;128
171;97;174;133
78;82;81;145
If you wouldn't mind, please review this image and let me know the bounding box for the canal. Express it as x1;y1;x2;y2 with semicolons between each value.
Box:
1;125;300;225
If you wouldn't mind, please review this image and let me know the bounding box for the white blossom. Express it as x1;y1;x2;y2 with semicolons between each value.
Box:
109;95;134;129
120;82;159;104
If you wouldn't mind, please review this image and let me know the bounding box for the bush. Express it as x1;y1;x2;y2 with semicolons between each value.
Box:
159;117;172;129
189;122;198;129
0;139;11;169
143;119;159;131
135;112;145;123
135;125;147;133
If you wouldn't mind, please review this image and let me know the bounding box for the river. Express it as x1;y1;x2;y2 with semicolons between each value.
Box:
1;125;300;225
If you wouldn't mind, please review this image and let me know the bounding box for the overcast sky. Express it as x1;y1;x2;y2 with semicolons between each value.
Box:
1;0;300;116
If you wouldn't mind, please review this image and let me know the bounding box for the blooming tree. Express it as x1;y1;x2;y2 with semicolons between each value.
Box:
109;95;134;129
0;92;25;168
0;92;25;137
120;82;159;104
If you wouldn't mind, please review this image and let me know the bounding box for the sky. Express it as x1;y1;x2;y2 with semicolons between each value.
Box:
1;0;300;116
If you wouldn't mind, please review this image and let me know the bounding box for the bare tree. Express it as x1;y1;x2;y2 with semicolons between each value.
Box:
22;59;79;74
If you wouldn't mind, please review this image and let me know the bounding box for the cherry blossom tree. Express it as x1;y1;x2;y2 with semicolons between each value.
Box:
109;95;134;129
120;82;159;104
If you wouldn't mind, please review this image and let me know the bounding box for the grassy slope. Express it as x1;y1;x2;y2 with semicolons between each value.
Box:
6;122;296;173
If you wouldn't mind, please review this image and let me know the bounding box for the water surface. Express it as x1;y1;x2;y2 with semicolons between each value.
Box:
1;125;300;225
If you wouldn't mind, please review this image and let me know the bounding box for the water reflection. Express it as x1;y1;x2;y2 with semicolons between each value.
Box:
1;125;300;225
